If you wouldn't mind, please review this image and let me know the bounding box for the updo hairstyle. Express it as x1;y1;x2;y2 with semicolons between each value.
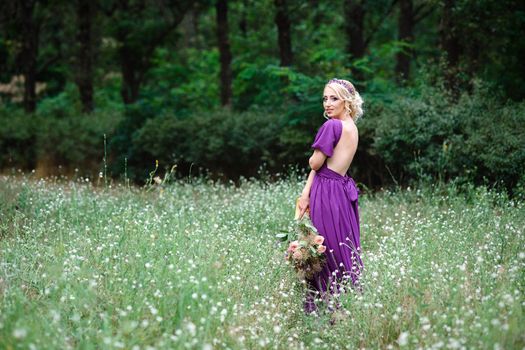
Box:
325;79;364;122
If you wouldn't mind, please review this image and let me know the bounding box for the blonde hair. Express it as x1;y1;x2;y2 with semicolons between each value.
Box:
325;79;364;122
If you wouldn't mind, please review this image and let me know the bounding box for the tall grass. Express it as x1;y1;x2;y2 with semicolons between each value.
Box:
0;175;523;349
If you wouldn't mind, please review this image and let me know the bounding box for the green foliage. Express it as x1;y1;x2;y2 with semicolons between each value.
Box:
0;107;35;170
372;81;525;189
372;86;456;182
234;63;284;110
144;47;220;114
0;87;122;175
135;108;287;179
2;75;524;191
33;87;122;172
444;0;525;99
109;100;160;181
34;110;122;172
454;83;525;188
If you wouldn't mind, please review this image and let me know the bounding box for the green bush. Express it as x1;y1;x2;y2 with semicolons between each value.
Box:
34;88;122;174
372;87;458;182
108;101;160;181
371;81;525;189
0;88;122;176
34;109;122;172
135;108;287;179
456;91;525;188
0;107;36;170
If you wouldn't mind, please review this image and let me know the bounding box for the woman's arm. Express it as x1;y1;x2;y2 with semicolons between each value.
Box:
309;149;327;171
298;169;316;219
301;169;316;198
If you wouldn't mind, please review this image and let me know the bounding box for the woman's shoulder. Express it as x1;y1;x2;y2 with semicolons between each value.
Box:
340;120;359;141
341;119;357;130
314;118;343;144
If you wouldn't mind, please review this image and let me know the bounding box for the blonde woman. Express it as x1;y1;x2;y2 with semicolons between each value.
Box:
298;78;364;314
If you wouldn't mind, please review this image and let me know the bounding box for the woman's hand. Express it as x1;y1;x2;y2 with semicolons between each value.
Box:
297;195;310;219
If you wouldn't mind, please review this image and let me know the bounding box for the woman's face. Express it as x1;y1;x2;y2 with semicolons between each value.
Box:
323;86;345;119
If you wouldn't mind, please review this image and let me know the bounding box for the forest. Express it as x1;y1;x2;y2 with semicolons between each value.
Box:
1;0;524;190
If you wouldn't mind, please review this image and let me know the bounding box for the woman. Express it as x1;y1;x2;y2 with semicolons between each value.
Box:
297;78;364;314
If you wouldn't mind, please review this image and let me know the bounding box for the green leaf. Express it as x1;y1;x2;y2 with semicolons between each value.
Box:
303;221;319;234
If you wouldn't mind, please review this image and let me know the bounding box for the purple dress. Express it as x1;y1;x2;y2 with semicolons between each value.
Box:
304;119;363;313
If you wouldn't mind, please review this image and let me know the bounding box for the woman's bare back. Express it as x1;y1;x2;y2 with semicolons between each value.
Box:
326;119;358;176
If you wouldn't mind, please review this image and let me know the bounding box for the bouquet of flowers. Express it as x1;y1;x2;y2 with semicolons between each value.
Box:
276;200;327;280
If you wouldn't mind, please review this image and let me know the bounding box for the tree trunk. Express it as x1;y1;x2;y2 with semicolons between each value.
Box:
191;8;201;48
20;0;38;113
274;0;293;67
76;0;94;113
395;0;413;83
120;47;141;105
439;0;461;91
344;0;366;80
111;0;191;105
239;0;248;37
216;0;232;106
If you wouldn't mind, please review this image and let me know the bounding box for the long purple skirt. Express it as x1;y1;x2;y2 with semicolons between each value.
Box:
304;164;363;313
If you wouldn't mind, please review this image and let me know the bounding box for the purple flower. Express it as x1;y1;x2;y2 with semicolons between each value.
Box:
328;78;355;95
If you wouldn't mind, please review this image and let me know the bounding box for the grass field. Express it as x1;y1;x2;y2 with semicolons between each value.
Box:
1;175;524;349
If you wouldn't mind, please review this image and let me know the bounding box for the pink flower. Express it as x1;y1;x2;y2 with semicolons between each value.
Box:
317;245;326;253
314;235;325;245
288;241;299;252
293;250;303;260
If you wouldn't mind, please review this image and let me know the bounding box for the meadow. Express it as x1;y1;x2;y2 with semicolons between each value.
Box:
0;174;523;349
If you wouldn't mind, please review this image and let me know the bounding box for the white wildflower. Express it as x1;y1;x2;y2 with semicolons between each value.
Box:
398;331;409;346
13;328;27;339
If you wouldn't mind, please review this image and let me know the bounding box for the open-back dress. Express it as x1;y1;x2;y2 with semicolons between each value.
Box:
304;118;363;313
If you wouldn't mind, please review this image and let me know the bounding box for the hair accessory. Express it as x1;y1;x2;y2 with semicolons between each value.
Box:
328;78;355;95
